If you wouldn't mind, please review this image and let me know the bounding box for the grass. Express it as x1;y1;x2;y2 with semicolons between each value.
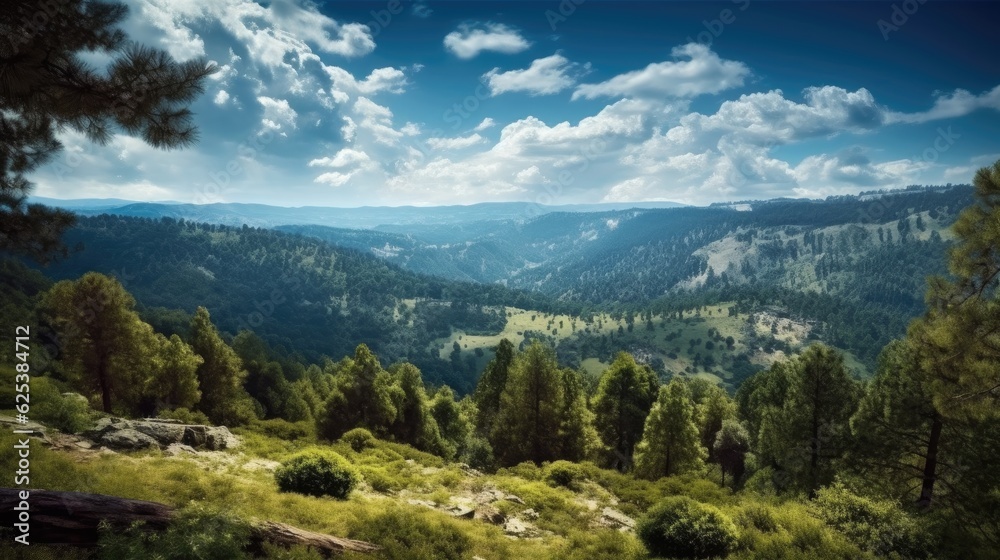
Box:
0;418;878;560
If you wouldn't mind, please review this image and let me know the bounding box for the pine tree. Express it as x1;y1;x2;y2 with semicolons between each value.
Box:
147;333;202;412
189;307;257;426
319;344;399;439
714;419;750;488
633;379;705;479
430;386;471;460
473;338;514;438
755;344;860;497
556;367;600;462
492;342;564;466
41;272;154;413
911;159;1000;420
1;0;214;261
695;383;738;462
592;352;660;471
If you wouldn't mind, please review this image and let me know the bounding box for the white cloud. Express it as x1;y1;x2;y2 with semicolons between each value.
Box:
443;23;531;59
257;96;298;130
474;118;496;131
887;85;1000;124
314;171;358;187
309;148;371;168
341;117;357;142
573;43;750;100
484;54;587;96
323;65;409;97
514;165;541;184
132;0;375;74
493;98;651;156
214;90;231;106
426;134;487;150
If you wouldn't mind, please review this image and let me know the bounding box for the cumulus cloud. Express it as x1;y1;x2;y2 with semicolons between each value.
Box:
257;96;298;130
484;54;588;96
214;90;231;106
309;148;371;168
474;118;496;131
426;134;487;150
443;22;531;59
131;0;374;72
573;43;750;100
323;65;409;97
887;85;1000;124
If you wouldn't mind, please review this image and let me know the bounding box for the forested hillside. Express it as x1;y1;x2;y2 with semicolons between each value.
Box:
30;215;570;393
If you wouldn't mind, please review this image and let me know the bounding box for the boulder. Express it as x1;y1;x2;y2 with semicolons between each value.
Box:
474;504;506;525
447;505;475;519
100;429;158;450
598;507;635;531
83;418;238;451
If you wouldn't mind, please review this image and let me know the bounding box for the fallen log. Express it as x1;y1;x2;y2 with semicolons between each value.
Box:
0;488;379;555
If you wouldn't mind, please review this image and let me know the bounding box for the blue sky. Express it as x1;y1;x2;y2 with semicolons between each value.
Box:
34;0;1000;207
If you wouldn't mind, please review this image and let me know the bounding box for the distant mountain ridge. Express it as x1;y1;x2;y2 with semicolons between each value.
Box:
29;197;685;229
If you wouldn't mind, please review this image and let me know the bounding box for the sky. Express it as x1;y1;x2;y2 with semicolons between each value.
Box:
32;0;1000;207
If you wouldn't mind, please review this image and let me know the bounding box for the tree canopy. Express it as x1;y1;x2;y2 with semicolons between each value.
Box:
0;0;213;261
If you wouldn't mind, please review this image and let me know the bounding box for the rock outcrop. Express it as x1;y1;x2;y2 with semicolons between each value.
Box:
83;418;239;451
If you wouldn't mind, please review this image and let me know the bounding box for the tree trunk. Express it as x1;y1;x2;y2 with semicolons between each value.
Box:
916;414;944;509
98;351;112;413
0;488;379;555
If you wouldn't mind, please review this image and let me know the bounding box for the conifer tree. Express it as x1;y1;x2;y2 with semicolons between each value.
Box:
41;272;154;413
714;419;750;488
493;342;564;465
1;0;214;261
911;160;1000;420
592;352;660;470
474;338;514;438
189;306;257;426
147;333;202;412
633;379;705;479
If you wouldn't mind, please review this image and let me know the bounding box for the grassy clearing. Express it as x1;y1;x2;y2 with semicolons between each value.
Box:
429;302;867;388
0;423;876;560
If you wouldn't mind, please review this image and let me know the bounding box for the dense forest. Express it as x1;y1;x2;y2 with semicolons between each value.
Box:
1;167;999;559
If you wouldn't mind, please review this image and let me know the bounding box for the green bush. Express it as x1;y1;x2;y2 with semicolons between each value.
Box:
251;418;315;441
97;504;252;560
545;460;584;488
31;378;96;433
274;449;358;499
340;427;375;452
157;407;211;425
637;496;739;559
347;509;471;560
815;483;932;558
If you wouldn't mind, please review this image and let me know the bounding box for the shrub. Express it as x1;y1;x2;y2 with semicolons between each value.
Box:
251;418;315;441
348;509;471;560
815;483;932;558
32;379;96;433
735;503;779;534
274;449;358;499
158;407;211;425
98;504;251;560
545;460;584;488
340;427;375;452
636;496;739;559
460;435;495;472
